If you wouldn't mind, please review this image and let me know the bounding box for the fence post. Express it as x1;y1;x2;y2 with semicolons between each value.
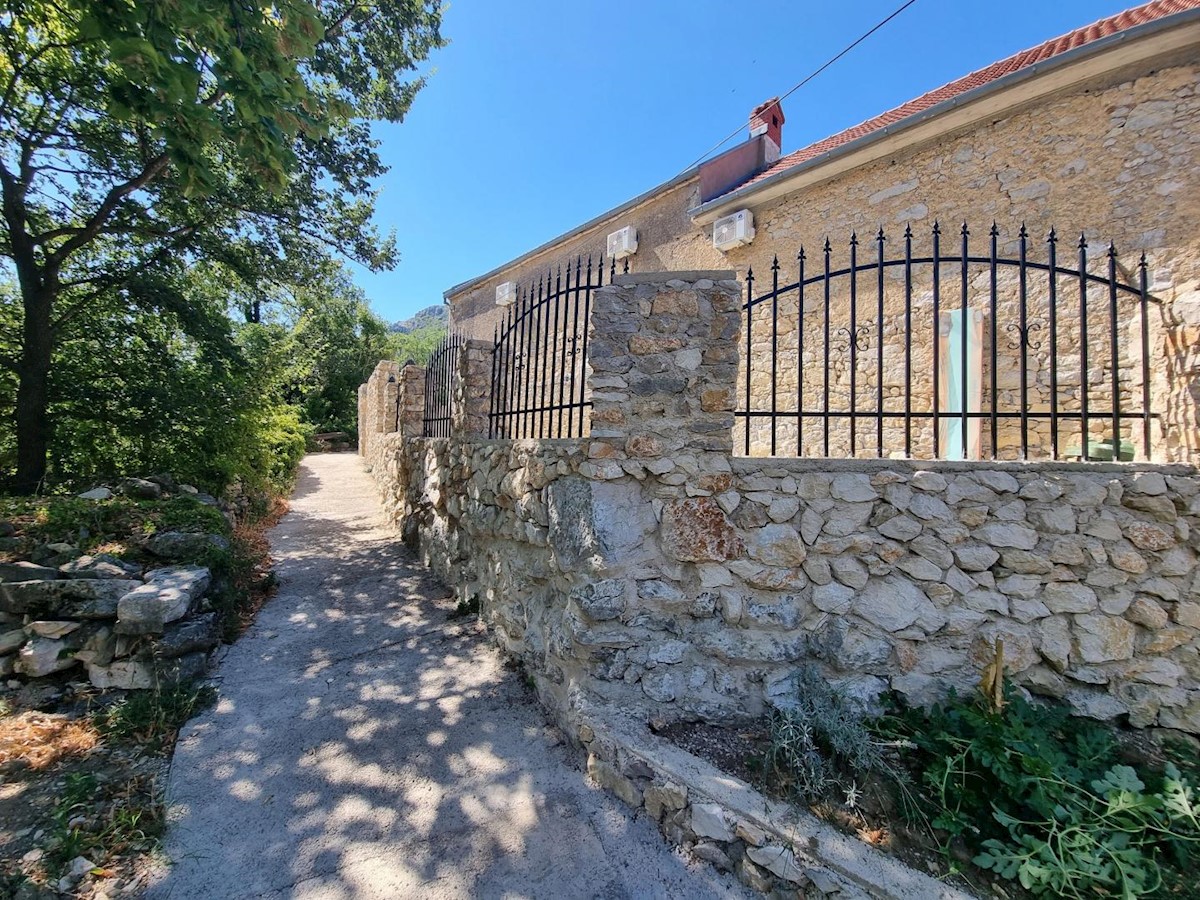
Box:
397;362;426;438
587;271;740;467
453;338;494;438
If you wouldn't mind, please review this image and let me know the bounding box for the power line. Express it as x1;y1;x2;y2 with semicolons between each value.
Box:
678;0;920;175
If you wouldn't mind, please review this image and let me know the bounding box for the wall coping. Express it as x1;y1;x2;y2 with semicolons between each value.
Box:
611;270;736;286
729;456;1199;477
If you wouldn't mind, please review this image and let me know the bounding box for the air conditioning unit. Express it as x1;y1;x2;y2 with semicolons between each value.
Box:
495;281;516;306
607;225;638;260
713;209;755;251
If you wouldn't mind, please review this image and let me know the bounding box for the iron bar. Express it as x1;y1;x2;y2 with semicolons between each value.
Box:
1079;234;1090;459
1018;224;1030;459
876;228;885;457
823;239;831;457
960;222;969;461
931;222;941;459
1048;229;1059;459
771;256;780;456
904;225;913;457
1140;254;1151;459
989;223;998;459
746;266;754;455
797;248;806;457
849;233;858;457
1108;243;1121;459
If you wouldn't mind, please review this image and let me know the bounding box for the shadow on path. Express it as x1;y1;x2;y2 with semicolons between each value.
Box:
146;454;748;899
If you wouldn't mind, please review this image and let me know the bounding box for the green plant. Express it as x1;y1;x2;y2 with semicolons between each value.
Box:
878;682;1199;898
95;682;217;753
765;666;898;803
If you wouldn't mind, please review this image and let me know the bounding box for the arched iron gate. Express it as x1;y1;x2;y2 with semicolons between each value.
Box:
740;222;1158;461
488;255;628;440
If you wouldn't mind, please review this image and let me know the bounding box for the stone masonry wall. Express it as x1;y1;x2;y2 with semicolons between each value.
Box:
361;273;1200;737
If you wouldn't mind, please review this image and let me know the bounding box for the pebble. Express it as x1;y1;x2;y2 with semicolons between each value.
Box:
21;848;43;864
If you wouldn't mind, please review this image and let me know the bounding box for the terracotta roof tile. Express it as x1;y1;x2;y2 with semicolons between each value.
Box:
719;0;1200;198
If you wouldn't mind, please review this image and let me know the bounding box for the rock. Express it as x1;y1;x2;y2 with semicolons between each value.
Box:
909;493;952;522
116;567;210;635
660;498;743;562
1074;614;1135;663
1123;521;1174;551
0;561;61;583
73;626;116;667
147;473;178;492
1065;689;1127;721
120;478;162;500
1128;471;1167;495
643;782;687;821
88;659;154;690
59;554;140;579
830;556;868;590
144;531;230;560
768;497;800;523
911;471;948;492
16;637;79;677
0;628;26;653
641;669;681;702
746;844;805;884
0;578;142;618
973;623;1038;672
1176;602;1200;629
571;580;626;621
746;524;806;567
31;542;81;567
812;582;854;615
977;523;1038;550
1039;617;1072;672
857;577;944;633
976;470;1019;493
830;474;877;502
68;857;96;879
689;803;734;842
77;487;112;501
953;544;999;572
878;515;922;541
1127;597;1170;630
1043;582;1098;614
154;613;221;658
27;621;81;639
1029;506;1076;534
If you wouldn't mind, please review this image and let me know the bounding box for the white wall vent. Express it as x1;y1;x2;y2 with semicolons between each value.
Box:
495;281;516;306
607;225;638;260
712;209;755;251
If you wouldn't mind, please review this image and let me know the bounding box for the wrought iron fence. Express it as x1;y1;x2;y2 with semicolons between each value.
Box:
488;255;628;439
740;222;1158;461
422;332;463;438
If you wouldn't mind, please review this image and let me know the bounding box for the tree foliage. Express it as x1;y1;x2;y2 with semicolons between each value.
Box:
0;0;444;491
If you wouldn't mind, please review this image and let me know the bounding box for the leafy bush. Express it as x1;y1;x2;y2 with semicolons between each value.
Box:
879;682;1199;898
766;666;898;803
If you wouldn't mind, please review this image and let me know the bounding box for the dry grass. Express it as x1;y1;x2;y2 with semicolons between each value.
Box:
0;711;100;770
227;495;288;635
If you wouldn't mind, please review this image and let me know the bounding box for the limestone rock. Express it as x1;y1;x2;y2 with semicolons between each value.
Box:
1127;597;1169;630
59;554;140;580
746;844;805;884
154;613;221;658
116;567;210;635
856;577;943;633
1043;582;1098;614
0;628;26;654
120;477;162;500
746;524;806;567
877;515;921;541
27;621;80;639
830;474;877;502
144;531;230;560
660;498;743;562
1075;614;1135;663
0;561;61;583
689;803;734;842
571;580;626;621
1065;689;1127;721
16;637;79;677
0;578;142;618
77;487;113;501
953;544;999;572
977;522;1038;550
643;782;687;820
88;658;154;690
31;542;81;567
1123;521;1174;552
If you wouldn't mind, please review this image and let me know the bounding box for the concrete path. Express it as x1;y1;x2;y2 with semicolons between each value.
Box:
147;453;749;900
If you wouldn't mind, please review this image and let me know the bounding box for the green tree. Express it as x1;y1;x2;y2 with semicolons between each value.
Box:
0;0;444;492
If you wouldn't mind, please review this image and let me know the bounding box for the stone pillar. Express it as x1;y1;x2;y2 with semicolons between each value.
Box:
398;363;426;437
453;338;495;438
587;271;741;469
357;383;368;456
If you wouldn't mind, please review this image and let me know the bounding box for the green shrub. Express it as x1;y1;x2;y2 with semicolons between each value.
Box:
878;682;1199;898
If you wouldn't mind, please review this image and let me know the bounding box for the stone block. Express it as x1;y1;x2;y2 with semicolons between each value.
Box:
660;498;743;562
689;803;734;842
1074;614;1136;663
16;637;79;677
116;567;210;635
0;578;142;618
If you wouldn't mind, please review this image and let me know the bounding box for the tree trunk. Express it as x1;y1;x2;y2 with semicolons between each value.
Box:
14;287;53;494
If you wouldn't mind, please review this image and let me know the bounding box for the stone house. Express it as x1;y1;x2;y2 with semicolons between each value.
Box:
445;0;1200;464
359;0;1200;784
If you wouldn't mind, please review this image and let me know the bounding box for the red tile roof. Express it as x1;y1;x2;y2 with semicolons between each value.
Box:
719;0;1200;199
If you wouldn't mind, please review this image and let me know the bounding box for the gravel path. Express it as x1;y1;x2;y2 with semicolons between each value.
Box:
146;453;748;899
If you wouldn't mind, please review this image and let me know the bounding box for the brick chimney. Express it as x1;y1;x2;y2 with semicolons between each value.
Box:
749;97;784;163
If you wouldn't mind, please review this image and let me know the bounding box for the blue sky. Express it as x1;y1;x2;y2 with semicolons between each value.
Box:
357;0;1137;324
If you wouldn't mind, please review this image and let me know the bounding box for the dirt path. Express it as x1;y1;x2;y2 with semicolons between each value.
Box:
146;453;748;899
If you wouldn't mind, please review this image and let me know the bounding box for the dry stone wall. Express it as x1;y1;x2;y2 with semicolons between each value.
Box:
361;273;1200;738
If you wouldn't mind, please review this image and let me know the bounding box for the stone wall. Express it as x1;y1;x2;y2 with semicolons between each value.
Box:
361;273;1200;737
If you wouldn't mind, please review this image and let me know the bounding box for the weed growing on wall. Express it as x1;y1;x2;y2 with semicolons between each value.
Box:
877;683;1199;898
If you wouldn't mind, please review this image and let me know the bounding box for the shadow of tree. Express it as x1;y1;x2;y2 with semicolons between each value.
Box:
146;455;746;900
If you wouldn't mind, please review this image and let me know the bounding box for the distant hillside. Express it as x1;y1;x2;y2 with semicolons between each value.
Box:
390;304;448;334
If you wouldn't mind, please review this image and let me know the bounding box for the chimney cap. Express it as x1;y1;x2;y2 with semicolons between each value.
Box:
749;97;785;149
751;97;785;124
